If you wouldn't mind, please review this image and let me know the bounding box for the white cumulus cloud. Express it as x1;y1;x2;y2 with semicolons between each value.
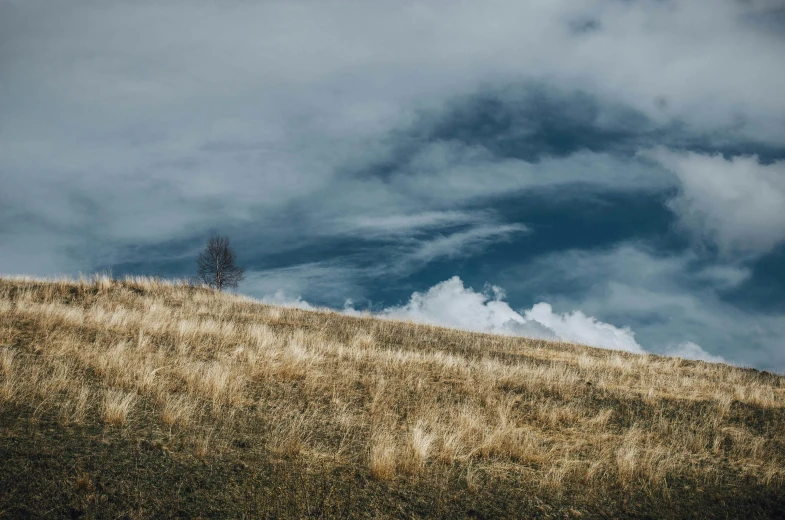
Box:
380;276;527;334
523;302;644;353
259;290;315;310
665;341;726;364
378;276;645;353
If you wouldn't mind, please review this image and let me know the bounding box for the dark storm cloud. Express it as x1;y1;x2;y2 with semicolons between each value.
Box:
362;86;785;177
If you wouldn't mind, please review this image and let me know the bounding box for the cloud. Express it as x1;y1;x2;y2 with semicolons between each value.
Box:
500;245;785;371
380;276;526;334
665;341;726;364
693;265;753;289
2;0;784;276
238;217;529;300
523;302;643;353
258;290;316;311
644;148;785;257
404;224;529;265
378;276;645;353
333;211;488;238
389;143;674;203
241;262;367;306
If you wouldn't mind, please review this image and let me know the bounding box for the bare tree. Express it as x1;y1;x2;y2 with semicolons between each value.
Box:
196;235;245;291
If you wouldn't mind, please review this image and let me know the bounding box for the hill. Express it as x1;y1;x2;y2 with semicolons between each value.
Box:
1;276;783;518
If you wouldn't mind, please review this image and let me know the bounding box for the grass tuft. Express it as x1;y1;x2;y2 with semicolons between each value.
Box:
102;390;135;426
369;434;397;481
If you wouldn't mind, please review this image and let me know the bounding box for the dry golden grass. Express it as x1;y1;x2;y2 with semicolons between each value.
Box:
1;274;784;515
102;390;136;426
370;433;398;480
159;392;197;428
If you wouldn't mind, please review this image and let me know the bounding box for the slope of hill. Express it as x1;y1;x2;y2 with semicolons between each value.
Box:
1;276;783;518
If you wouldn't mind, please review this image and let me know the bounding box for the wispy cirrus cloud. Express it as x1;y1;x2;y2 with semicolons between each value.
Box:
329;211;492;238
404;223;529;265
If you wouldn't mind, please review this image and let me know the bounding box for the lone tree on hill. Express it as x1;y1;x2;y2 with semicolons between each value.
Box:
196;235;245;291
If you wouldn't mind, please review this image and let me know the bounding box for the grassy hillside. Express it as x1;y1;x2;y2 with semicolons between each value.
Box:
1;276;783;519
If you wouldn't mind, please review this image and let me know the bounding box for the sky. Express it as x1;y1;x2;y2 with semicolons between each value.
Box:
1;0;784;371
